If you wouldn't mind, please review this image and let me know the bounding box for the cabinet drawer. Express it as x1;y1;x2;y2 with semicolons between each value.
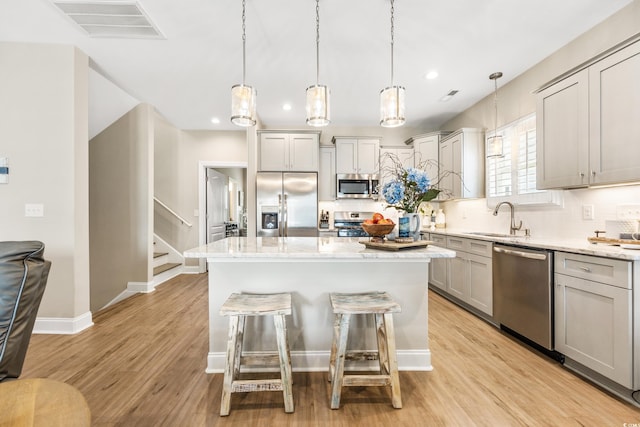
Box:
445;236;492;256
554;252;631;289
430;234;447;246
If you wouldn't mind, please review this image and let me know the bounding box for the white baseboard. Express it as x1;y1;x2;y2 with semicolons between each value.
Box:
33;311;93;335
181;265;201;274
205;349;432;374
128;280;156;293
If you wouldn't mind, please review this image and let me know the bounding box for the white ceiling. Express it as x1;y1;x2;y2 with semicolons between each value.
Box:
0;0;633;134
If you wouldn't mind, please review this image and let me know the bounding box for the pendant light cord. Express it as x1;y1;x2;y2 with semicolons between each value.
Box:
315;0;320;85
493;77;498;136
390;0;395;86
241;0;247;85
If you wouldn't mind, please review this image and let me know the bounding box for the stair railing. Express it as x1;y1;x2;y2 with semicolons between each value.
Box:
154;197;193;228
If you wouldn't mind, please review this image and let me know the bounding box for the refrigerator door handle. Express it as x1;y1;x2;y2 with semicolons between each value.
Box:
278;194;283;237
283;194;288;237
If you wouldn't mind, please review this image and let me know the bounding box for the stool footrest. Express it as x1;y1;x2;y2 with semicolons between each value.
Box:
231;379;285;393
345;351;379;361
240;353;280;366
342;375;392;387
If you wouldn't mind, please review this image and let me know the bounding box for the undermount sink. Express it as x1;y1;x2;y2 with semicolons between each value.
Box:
466;231;518;238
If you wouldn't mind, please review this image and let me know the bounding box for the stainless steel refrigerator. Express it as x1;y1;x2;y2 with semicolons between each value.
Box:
256;172;318;237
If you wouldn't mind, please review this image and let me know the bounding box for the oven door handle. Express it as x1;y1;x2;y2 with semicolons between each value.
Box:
493;246;547;261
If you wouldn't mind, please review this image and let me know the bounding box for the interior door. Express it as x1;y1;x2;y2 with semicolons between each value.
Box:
206;168;228;243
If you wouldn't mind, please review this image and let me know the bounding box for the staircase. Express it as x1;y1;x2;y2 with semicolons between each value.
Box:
153;252;181;276
151;235;184;286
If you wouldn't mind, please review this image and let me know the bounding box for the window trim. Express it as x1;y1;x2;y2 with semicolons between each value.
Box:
485;113;563;209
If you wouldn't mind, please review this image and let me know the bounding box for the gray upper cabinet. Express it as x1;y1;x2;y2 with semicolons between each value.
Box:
537;69;589;189
333;137;380;175
589;41;640;186
537;39;640;189
439;128;485;199
258;131;319;172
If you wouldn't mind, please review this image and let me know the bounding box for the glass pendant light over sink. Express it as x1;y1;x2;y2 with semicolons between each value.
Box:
231;0;256;127
306;0;330;127
487;72;504;157
380;0;405;128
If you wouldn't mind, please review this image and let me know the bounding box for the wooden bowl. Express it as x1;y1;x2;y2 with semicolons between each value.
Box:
361;222;395;238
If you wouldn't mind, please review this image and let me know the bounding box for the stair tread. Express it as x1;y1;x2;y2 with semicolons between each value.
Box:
153;252;169;258
153;262;181;276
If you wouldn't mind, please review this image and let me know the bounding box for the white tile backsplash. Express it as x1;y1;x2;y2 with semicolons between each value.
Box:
439;185;640;240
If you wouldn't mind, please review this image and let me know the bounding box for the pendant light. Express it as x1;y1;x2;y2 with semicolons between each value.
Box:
306;0;330;127
487;72;504;157
380;0;405;128
231;0;257;127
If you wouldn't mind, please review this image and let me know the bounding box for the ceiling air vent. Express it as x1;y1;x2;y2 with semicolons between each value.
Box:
440;90;459;102
52;1;164;39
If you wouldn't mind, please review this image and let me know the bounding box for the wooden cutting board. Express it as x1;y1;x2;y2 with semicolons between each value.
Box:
360;240;433;251
587;236;640;245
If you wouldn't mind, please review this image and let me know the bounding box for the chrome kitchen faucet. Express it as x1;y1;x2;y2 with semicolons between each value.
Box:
493;201;523;236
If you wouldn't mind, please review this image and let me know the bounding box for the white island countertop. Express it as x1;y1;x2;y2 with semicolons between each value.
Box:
184;236;456;260
184;236;454;373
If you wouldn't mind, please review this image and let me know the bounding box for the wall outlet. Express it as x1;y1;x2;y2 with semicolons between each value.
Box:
25;203;44;217
582;204;595;220
617;204;640;220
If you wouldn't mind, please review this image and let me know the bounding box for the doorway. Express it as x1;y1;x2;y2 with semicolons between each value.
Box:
198;161;248;272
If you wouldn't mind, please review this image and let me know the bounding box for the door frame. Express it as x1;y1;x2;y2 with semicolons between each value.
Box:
198;160;248;273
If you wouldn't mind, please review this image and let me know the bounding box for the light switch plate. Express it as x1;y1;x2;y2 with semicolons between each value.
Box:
582;204;595;220
25;203;44;217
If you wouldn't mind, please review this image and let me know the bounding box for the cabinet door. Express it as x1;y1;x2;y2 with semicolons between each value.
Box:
335;139;358;174
319;146;335;200
555;273;633;388
447;252;467;300
589;41;640;185
357;139;380;174
439;139;453;198
467;253;493;315
259;133;288;171
536;69;589;189
451;134;463;199
429;234;448;291
414;136;439;180
289;134;319;171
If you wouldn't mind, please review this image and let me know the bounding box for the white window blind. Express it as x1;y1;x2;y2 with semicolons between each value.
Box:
486;114;561;207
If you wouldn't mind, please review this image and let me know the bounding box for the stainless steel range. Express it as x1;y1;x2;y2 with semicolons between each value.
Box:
333;211;374;237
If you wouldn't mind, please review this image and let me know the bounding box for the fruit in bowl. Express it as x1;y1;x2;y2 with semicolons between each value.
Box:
362;213;395;240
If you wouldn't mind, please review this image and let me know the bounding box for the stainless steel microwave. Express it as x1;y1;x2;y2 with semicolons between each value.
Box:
336;174;379;199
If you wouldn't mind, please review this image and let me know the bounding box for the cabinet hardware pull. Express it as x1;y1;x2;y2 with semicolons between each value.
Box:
579;266;592;272
579;172;585;178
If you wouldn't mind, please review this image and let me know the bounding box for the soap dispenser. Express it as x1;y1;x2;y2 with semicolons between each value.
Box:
435;209;446;229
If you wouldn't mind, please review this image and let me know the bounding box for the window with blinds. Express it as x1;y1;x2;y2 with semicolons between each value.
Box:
486;114;560;207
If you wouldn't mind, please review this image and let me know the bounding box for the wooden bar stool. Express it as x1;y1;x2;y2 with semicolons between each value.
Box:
219;292;294;416
328;291;402;409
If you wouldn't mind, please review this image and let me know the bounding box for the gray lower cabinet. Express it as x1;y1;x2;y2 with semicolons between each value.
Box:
428;234;493;316
554;252;633;388
427;234;447;291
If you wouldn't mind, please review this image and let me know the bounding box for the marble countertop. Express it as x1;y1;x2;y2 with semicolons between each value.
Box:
184;236;456;260
422;228;640;261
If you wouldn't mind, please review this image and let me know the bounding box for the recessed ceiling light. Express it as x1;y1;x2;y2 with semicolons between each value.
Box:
425;70;439;80
282;103;292;111
211;117;220;124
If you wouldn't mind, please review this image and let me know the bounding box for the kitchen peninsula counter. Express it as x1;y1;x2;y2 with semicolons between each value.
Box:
423;228;640;261
184;236;455;373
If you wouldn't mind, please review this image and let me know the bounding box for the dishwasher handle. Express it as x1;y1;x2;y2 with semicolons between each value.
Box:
493;246;548;261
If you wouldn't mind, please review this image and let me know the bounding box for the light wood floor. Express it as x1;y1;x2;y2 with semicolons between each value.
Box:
22;274;640;426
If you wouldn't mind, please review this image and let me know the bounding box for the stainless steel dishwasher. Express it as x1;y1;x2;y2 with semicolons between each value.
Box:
493;244;554;351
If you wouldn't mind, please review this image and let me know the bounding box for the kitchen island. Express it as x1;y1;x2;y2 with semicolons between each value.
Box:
184;236;455;373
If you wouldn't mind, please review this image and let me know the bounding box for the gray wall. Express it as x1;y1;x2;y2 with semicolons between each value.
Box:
0;41;91;320
89;104;154;311
442;0;640;132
